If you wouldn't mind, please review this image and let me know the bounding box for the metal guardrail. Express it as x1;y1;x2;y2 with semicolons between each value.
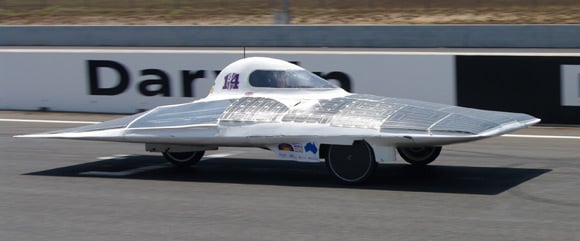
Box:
1;25;580;48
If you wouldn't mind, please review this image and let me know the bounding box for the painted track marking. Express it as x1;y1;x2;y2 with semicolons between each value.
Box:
203;152;246;159
79;165;168;177
501;134;580;140
0;118;99;124
79;152;243;177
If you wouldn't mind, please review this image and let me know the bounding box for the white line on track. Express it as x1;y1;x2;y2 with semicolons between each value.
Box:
501;134;580;140
97;154;132;160
79;165;168;177
3;118;580;140
0;118;100;124
203;151;247;160
79;152;243;177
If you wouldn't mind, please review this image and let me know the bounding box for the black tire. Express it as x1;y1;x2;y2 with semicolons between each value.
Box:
397;146;441;166
162;151;205;167
326;141;377;185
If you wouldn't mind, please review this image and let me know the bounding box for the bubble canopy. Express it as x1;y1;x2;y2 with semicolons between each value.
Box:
209;57;345;98
249;70;338;89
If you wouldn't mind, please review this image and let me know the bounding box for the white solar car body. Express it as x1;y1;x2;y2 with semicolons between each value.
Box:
19;57;540;184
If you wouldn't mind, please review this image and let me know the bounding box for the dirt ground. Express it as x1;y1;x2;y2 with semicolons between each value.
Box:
1;1;580;25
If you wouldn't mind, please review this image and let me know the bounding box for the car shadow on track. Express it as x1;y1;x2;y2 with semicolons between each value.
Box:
24;155;550;195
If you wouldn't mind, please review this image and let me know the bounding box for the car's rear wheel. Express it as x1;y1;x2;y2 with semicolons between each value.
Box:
162;151;205;167
326;141;377;185
397;146;441;166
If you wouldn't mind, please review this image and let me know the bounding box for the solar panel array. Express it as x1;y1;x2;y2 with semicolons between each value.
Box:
64;94;536;136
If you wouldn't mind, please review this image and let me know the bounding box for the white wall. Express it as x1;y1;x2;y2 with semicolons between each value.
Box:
0;48;455;113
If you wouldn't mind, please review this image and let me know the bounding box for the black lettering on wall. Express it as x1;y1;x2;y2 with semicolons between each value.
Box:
88;60;130;95
181;70;205;97
138;69;171;96
313;71;352;92
321;72;351;92
290;61;352;92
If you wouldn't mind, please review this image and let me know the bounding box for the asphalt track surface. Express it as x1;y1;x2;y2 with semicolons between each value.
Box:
1;111;579;241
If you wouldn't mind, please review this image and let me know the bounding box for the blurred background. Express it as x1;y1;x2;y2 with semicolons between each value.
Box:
0;0;579;25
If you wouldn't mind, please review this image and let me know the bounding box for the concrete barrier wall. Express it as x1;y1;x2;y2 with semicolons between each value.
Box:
2;25;580;48
0;48;454;113
3;47;580;124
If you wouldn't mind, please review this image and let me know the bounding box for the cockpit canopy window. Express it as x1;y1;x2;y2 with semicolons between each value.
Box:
249;70;338;89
